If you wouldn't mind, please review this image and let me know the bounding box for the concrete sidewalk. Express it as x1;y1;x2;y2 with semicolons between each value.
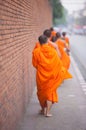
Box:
18;56;86;130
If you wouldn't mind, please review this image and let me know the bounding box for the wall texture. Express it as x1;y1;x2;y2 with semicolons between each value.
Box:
0;0;52;130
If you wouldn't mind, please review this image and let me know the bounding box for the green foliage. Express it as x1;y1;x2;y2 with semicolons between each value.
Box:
49;0;63;18
49;0;67;25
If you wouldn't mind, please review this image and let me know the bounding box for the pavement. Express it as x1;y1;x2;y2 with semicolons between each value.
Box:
17;55;86;130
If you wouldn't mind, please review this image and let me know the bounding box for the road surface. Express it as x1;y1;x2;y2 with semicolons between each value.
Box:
70;35;86;81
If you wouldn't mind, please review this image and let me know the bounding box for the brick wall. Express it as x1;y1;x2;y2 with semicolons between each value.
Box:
0;0;52;130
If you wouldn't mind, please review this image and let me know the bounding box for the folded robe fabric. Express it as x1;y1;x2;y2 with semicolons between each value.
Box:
32;44;72;107
34;42;40;49
56;39;70;69
65;37;70;46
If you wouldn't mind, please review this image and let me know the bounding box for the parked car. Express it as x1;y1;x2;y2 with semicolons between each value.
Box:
73;28;84;35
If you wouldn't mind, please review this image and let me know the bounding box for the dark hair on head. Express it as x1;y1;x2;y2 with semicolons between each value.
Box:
43;29;51;38
50;27;54;31
62;32;66;36
51;36;57;42
56;32;61;38
38;35;48;45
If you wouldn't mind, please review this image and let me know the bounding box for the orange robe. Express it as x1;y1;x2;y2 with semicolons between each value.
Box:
34;42;40;49
32;44;72;108
51;31;56;36
63;36;70;47
56;39;70;69
50;31;57;40
65;37;69;46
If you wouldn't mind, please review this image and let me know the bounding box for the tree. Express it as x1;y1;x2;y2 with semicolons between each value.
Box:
49;0;64;25
55;6;68;25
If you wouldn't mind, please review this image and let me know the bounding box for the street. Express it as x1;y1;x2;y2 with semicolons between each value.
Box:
70;35;86;81
18;70;86;130
18;35;86;130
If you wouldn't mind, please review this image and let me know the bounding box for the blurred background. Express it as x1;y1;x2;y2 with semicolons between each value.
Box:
49;0;86;81
49;0;86;35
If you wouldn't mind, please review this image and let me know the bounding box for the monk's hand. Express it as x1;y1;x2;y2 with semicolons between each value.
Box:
67;48;70;52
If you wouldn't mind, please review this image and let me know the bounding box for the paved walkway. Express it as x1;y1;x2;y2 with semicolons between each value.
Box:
18;56;86;130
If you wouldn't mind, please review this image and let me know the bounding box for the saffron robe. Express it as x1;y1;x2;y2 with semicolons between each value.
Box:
32;44;72;107
56;39;70;69
65;37;69;46
34;42;40;49
51;31;56;36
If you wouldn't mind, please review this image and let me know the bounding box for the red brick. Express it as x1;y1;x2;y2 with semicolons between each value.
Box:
0;0;52;130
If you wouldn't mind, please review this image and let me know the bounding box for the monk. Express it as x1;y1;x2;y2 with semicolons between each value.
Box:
51;32;70;70
62;32;70;55
43;29;52;41
34;29;58;51
32;35;72;117
33;29;52;50
50;27;57;38
43;29;61;58
34;29;61;58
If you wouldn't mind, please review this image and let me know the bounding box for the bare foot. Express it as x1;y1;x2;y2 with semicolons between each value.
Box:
45;113;52;117
38;109;45;115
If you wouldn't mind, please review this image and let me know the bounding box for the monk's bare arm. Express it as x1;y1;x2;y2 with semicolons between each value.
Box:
48;41;61;58
63;41;70;51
